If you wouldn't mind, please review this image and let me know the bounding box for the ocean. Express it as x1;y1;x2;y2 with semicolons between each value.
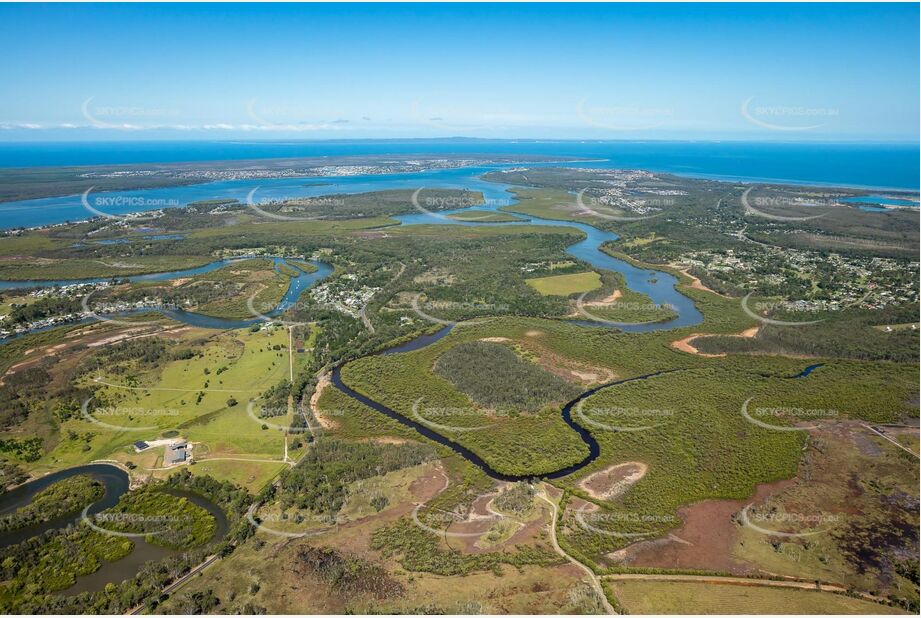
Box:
0;140;917;189
0;140;917;230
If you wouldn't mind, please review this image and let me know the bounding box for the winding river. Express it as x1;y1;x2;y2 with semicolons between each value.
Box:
313;170;703;479
1;166;706;480
0;165;835;600
2;165;701;330
332;355;680;482
0;257;333;333
0;168;707;552
0;463;229;594
0;463;129;549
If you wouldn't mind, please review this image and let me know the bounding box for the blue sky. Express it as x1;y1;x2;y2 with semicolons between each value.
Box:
0;3;918;141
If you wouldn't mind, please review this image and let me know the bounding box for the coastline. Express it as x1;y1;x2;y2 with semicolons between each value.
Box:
0;158;917;233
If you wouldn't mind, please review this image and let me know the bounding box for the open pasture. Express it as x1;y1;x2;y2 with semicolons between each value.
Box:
32;325;298;485
526;271;602;296
608;580;905;615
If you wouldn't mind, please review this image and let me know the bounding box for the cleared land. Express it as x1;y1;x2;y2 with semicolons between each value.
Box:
608;579;905;614
446;210;520;222
526;271;602;296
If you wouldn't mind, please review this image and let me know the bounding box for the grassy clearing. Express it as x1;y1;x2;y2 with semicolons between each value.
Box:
0;255;214;281
447;210;520;222
621;233;663;248
609;580;905;614
34;326;295;483
526;271;602;296
338;462;431;521
0;292;39;319
185;459;287;493
501;188;611;225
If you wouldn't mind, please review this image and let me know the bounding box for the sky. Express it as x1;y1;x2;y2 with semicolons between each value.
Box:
0;2;918;142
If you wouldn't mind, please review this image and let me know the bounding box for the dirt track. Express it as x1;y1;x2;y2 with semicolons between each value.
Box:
537;486;616;614
671;326;760;357
603;573;888;603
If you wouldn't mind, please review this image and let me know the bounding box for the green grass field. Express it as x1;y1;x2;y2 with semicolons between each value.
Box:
609;580;905;614
33;326;297;481
189;459;288;492
0;255;214;281
526;271;602;296
446;210;520;222
500;188;617;225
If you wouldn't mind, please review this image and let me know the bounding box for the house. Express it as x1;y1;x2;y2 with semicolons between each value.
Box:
165;441;189;465
165;446;187;465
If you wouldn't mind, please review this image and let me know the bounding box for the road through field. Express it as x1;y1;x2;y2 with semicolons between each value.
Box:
602;573;890;604
537;487;615;614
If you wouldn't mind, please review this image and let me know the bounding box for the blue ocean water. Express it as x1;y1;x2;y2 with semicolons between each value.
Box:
840;194;919;207
0;140;917;189
0;140;917;229
0;171;704;334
